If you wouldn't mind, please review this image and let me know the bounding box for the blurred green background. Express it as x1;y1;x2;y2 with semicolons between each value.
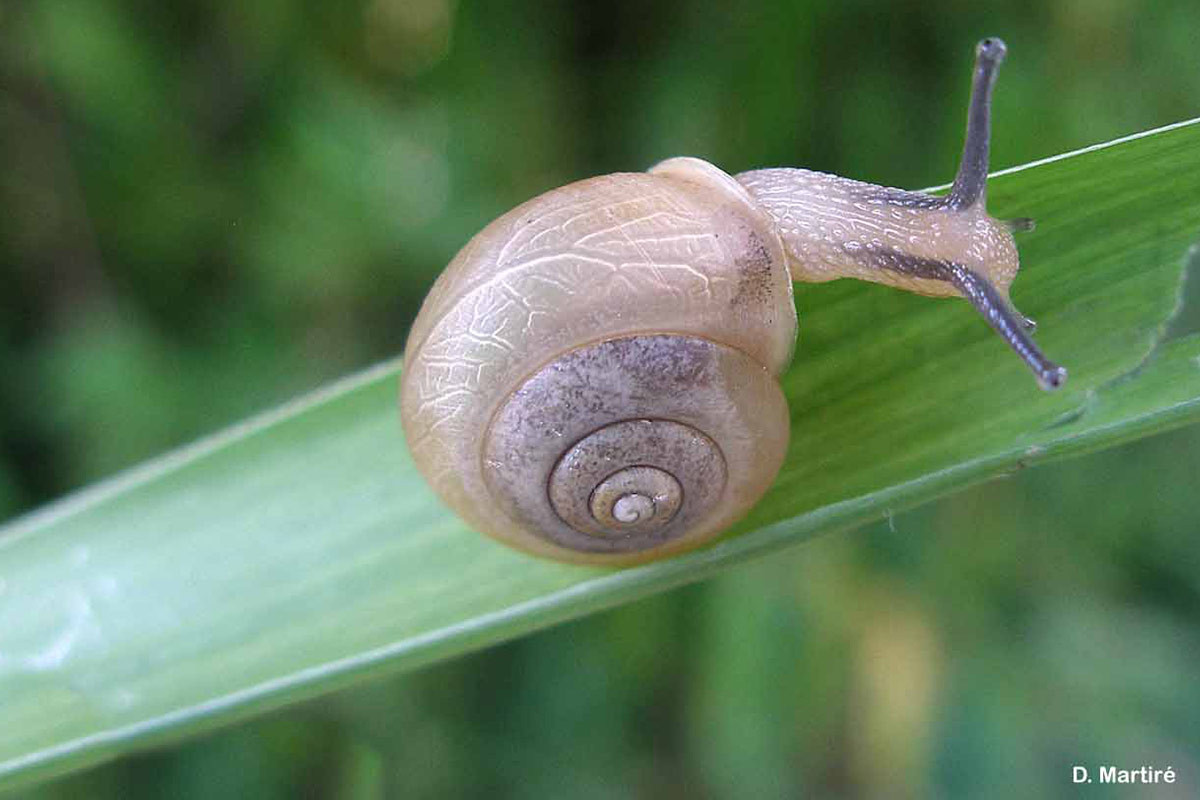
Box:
3;0;1200;797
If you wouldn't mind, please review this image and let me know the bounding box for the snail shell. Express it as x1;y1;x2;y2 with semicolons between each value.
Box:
400;158;796;564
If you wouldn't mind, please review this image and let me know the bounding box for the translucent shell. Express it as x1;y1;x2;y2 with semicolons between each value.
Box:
400;158;797;564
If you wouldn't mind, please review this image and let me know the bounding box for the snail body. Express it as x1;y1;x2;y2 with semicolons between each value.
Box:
401;39;1064;564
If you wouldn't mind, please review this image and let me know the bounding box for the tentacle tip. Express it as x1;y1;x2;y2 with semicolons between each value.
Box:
1005;217;1036;233
1037;365;1068;391
977;37;1007;63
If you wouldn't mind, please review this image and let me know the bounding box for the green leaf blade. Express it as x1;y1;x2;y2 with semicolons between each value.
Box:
3;119;1200;792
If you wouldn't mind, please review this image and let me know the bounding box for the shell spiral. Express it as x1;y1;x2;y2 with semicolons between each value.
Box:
400;157;798;564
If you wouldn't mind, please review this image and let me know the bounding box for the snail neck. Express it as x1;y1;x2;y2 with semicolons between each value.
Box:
735;167;1018;299
735;167;1064;391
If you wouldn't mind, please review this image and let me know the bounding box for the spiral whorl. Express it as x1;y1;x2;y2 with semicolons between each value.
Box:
590;466;681;530
548;419;725;540
481;335;788;562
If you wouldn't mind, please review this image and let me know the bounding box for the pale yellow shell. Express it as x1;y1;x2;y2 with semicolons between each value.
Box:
400;157;797;564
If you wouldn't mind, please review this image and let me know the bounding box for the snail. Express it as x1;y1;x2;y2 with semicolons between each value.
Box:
399;38;1064;565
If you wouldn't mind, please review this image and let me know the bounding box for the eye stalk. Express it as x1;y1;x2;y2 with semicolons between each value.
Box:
948;265;1067;391
858;249;1068;391
946;37;1007;210
944;37;1067;391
